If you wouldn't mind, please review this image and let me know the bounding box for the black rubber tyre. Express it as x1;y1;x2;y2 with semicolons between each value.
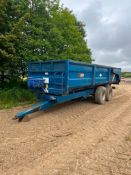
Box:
106;85;112;101
95;86;106;105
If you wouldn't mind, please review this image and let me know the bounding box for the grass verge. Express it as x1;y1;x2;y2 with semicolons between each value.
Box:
0;87;35;109
122;72;131;78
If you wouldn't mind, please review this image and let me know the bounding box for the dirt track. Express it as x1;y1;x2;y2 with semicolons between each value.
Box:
0;82;131;175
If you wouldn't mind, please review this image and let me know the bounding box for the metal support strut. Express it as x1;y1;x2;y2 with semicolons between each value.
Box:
15;89;95;121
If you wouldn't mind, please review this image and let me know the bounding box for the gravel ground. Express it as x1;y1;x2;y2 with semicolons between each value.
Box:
0;82;131;175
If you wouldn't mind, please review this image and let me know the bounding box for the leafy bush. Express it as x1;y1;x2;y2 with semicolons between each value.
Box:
0;87;35;109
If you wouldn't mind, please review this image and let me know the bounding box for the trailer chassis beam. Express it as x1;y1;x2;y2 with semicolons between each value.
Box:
15;89;94;121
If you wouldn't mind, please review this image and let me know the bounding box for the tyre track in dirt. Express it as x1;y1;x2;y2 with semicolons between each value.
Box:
19;86;131;175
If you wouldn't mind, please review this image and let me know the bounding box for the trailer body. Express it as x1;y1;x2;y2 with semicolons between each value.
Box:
16;60;121;120
28;60;121;95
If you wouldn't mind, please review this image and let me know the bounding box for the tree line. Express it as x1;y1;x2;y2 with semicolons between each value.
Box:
0;0;92;87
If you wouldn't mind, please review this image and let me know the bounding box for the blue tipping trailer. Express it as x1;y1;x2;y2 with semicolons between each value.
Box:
15;60;121;121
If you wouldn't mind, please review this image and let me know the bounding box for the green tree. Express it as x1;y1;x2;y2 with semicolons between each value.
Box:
0;0;30;85
23;1;91;62
0;0;92;86
48;8;91;61
0;0;17;85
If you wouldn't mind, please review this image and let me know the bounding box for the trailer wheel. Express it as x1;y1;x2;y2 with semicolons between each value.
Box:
106;85;112;101
95;86;106;105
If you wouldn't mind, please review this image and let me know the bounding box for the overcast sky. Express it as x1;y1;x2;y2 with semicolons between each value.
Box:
61;0;131;71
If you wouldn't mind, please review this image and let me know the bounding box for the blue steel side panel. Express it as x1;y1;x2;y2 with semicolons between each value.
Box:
68;62;93;88
67;60;121;89
45;61;67;94
28;60;68;95
68;61;112;89
95;67;109;84
28;60;121;96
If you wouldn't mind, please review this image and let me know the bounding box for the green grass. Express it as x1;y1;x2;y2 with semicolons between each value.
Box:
0;87;35;109
122;72;131;78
